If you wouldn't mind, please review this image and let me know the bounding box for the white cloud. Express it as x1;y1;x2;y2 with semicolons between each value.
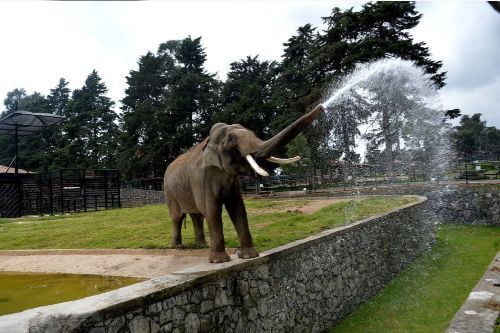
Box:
414;2;500;126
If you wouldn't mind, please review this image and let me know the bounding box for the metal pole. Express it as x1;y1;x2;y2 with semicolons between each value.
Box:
60;169;64;213
82;169;87;212
15;124;19;176
104;170;108;209
117;170;121;208
15;124;22;216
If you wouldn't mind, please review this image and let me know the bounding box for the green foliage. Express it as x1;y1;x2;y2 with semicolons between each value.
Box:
119;37;220;179
1;2;448;177
65;70;119;168
281;134;313;174
0;196;416;251
332;225;500;333
214;56;276;138
451;113;500;156
269;2;445;170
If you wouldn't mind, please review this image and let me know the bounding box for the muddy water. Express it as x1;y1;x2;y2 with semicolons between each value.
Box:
0;272;142;316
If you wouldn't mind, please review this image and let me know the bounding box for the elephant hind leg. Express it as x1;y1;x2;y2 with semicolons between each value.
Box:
167;199;185;247
190;213;207;247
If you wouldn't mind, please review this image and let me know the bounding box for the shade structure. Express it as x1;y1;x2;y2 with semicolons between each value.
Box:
0;111;64;136
0;111;65;217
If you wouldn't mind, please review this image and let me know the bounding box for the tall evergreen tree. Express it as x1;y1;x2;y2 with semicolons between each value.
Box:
43;78;72;170
120;51;173;179
215;56;276;138
276;2;447;170
316;2;446;87
67;70;118;168
119;37;220;179
161;37;220;151
272;24;319;131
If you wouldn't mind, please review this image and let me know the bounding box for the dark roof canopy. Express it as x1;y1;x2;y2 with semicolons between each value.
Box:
0;111;64;136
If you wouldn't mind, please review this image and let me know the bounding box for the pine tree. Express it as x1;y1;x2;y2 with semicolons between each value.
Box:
67;70;118;168
44;78;71;170
119;37;220;179
120;51;173;179
272;24;319;130
161;37;220;151
316;2;446;87
215;56;276;138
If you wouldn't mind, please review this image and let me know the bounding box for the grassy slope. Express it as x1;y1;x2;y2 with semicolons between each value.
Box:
0;196;416;251
332;225;500;333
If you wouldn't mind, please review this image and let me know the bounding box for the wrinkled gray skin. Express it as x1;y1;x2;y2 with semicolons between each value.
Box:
164;105;324;263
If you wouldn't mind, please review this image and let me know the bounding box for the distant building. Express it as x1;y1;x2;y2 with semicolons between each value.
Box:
0;165;29;174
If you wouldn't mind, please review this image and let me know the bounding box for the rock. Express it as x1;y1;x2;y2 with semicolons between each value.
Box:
129;316;151;333
184;313;200;333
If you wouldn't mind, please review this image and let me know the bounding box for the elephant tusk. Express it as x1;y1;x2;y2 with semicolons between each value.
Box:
246;155;269;177
266;156;301;164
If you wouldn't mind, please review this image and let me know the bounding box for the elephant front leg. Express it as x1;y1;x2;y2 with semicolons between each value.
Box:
205;200;230;263
225;185;259;259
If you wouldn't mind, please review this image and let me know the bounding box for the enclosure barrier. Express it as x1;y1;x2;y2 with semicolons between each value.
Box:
0;169;121;217
0;197;433;332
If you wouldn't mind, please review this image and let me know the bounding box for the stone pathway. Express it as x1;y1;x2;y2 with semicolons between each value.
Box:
446;252;500;333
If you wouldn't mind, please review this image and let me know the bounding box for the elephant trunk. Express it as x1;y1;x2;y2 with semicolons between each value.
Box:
256;104;324;158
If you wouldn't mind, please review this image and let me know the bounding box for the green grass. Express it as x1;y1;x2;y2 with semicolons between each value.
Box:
331;225;500;333
0;196;416;251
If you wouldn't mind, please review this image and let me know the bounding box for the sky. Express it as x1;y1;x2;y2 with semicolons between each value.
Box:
0;1;498;127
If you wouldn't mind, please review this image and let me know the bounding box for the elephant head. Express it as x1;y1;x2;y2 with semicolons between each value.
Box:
203;104;324;176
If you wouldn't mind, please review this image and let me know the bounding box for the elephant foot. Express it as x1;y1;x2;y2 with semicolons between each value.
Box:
171;240;183;248
195;240;208;248
209;251;231;264
237;247;259;259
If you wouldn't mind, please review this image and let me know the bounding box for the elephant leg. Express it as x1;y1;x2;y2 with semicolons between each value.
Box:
204;195;230;263
190;213;207;247
225;183;259;259
167;199;185;247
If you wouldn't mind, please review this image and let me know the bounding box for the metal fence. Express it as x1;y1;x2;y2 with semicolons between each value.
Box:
0;169;121;218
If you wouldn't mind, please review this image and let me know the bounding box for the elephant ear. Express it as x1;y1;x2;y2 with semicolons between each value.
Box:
202;123;227;170
202;142;222;170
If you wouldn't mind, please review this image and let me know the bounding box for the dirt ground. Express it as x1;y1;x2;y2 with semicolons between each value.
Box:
0;198;351;278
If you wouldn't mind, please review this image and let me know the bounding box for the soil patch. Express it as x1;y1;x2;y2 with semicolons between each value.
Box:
0;248;237;278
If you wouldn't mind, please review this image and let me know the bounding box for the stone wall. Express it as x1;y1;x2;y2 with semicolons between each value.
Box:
120;188;165;207
121;182;500;227
0;197;433;333
424;185;500;226
288;183;500;227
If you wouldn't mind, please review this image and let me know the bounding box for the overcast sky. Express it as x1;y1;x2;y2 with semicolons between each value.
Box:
0;1;498;127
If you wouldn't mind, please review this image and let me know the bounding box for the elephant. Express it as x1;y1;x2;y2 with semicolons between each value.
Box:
164;104;324;263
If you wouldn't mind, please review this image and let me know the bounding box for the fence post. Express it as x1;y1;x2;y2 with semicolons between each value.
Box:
60;169;64;213
104;170;108;209
117;170;122;208
38;173;43;216
82;169;87;212
48;176;53;215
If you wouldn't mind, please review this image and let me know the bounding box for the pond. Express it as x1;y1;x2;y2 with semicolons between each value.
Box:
0;272;142;316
